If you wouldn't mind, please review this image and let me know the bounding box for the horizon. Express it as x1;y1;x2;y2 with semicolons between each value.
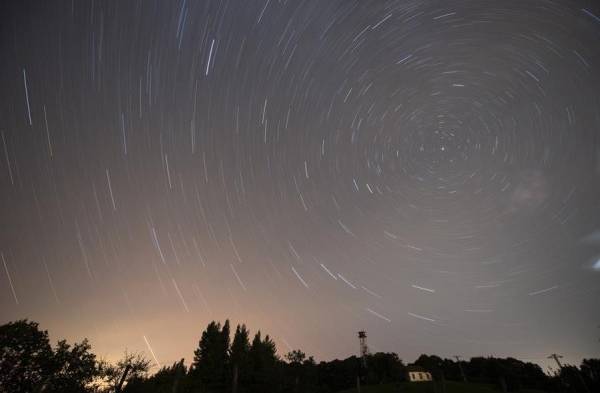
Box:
1;0;599;380
15;316;584;375
1;316;579;377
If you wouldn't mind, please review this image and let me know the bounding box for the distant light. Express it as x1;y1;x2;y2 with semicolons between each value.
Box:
593;259;600;270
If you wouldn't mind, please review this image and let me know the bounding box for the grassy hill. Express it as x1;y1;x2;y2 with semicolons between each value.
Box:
337;381;547;393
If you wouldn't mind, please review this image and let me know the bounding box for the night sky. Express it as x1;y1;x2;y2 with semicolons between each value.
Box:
1;0;600;371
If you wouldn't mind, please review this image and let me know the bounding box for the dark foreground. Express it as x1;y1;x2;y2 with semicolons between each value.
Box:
1;319;597;393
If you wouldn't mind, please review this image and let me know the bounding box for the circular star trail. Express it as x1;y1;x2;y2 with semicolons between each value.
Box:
1;0;599;369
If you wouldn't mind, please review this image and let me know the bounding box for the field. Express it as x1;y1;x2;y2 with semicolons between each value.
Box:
337;381;547;393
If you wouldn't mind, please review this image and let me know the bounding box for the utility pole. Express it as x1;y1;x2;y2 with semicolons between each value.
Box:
548;354;566;392
548;353;590;393
453;355;468;383
548;354;564;370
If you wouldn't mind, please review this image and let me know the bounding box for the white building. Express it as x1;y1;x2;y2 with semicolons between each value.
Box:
406;365;433;382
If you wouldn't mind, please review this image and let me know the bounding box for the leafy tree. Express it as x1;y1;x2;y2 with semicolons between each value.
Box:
283;350;320;393
286;350;306;365
0;320;100;393
99;351;150;392
365;352;406;384
315;356;361;393
581;358;600;392
301;355;317;392
124;359;187;393
464;356;552;392
285;350;306;392
46;339;98;393
0;320;54;393
558;364;590;393
414;354;444;378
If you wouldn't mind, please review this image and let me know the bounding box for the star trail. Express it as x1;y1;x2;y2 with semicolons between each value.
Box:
1;0;599;370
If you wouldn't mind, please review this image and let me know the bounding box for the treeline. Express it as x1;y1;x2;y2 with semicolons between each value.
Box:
1;319;599;393
409;354;597;393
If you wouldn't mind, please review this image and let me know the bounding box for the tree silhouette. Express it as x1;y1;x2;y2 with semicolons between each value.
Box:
190;320;231;390
581;358;600;391
123;359;186;393
221;319;231;386
0;320;54;393
100;351;150;393
365;352;406;385
48;339;98;392
3;318;596;393
0;319;99;393
248;331;278;393
286;350;306;364
230;324;250;393
285;350;306;393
